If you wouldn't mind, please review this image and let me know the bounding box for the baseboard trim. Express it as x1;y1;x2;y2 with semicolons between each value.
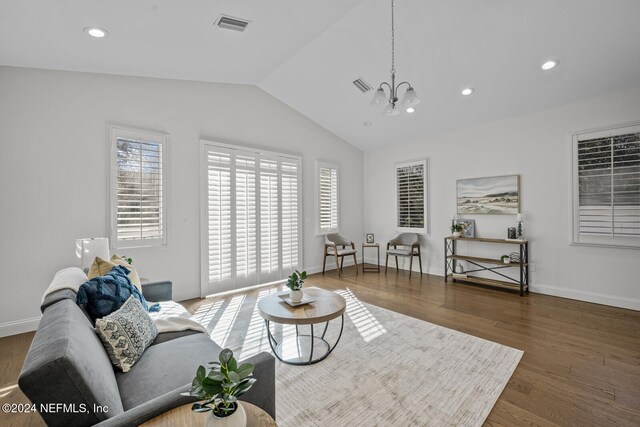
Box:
0;316;41;338
530;283;640;311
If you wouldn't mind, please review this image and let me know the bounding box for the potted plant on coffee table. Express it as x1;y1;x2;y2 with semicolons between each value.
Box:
183;348;256;427
286;270;307;303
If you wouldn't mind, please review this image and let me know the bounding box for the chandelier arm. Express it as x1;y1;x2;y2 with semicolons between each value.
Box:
379;82;393;92
395;81;412;92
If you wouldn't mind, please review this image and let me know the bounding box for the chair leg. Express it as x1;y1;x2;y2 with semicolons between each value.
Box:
409;255;413;278
395;256;399;274
418;254;423;275
385;254;389;274
353;253;358;276
340;256;344;271
335;253;340;277
322;253;327;274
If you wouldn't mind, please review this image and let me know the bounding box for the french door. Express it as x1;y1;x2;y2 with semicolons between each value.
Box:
201;141;302;296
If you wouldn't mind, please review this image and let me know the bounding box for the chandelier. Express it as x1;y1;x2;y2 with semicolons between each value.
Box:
370;0;420;115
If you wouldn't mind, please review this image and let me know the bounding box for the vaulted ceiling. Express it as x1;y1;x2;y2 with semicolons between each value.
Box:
2;0;640;150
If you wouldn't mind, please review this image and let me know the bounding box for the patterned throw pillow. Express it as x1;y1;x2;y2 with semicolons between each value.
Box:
77;265;149;322
95;296;158;372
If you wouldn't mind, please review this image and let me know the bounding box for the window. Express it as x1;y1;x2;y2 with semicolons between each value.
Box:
110;125;167;249
316;161;339;235
571;123;640;248
396;158;429;234
201;141;302;295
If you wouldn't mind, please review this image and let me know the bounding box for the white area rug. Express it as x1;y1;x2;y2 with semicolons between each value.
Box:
194;288;523;427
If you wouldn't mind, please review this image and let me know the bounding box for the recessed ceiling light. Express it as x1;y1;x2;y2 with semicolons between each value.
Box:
406;107;416;113
84;27;108;38
541;59;558;70
363;121;373;127
461;88;474;96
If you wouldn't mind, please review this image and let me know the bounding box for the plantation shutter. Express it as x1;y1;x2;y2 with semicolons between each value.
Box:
207;150;232;286
260;158;280;284
111;126;166;248
396;159;427;233
318;165;339;233
282;160;300;271
202;143;301;295
576;127;640;242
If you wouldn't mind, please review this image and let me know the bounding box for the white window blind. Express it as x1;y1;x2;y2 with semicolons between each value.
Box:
573;124;640;248
202;142;302;295
396;159;428;234
316;161;339;234
110;126;167;248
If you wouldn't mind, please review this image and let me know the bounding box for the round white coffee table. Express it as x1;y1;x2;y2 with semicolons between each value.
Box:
257;287;346;365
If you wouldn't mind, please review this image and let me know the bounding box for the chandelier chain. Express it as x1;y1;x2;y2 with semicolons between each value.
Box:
391;0;395;73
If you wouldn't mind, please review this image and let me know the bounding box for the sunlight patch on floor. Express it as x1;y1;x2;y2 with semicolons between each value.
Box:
0;384;18;398
239;287;280;359
193;299;224;327
209;295;246;348
336;288;387;342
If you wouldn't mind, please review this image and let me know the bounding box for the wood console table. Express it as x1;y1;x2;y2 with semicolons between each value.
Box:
444;237;529;296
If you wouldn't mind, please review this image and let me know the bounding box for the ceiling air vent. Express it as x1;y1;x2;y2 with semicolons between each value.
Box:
353;77;372;93
215;15;251;32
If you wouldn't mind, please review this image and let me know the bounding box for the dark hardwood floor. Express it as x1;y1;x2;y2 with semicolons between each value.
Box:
2;266;639;426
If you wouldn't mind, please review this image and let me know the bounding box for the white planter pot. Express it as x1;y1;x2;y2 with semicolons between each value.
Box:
205;403;246;427
502;259;510;264
452;231;462;238
290;289;304;303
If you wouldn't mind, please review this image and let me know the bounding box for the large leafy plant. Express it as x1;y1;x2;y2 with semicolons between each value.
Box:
286;270;307;291
183;348;256;417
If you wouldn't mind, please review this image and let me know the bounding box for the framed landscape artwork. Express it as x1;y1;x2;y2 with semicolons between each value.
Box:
457;175;520;214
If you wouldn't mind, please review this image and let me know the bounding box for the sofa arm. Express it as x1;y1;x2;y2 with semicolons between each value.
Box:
141;281;173;302
94;352;276;427
94;384;195;427
236;351;276;420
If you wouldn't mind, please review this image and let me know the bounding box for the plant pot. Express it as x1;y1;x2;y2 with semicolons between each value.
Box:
452;231;462;238
290;289;304;303
205;403;246;427
502;259;510;264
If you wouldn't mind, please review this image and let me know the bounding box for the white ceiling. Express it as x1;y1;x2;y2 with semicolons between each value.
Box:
2;0;640;150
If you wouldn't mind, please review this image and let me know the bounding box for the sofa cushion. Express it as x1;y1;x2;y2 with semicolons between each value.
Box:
96;296;158;372
89;256;142;291
150;330;201;346
19;299;124;426
115;333;221;411
77;265;149;321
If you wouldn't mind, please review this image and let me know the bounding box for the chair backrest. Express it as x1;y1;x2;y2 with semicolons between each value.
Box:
325;233;351;246
389;233;419;246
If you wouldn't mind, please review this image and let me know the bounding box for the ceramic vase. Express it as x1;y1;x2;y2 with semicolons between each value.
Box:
290;289;304;303
452;231;462;238
205;403;246;427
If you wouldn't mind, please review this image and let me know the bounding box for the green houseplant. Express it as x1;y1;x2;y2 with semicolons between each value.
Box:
286;270;307;303
451;223;465;238
183;348;256;427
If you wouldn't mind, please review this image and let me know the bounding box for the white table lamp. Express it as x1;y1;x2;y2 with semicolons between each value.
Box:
76;238;110;268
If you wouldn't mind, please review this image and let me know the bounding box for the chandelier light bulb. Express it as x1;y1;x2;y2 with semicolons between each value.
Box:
401;87;420;107
406;107;415;113
383;103;400;116
370;88;387;106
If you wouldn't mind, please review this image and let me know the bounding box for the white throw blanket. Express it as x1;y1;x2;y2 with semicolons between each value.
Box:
42;267;88;303
43;267;207;335
148;300;208;334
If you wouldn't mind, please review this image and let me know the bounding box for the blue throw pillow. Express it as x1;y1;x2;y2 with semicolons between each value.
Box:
77;265;150;322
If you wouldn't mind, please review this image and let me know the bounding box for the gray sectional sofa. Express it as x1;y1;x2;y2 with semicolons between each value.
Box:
19;281;276;426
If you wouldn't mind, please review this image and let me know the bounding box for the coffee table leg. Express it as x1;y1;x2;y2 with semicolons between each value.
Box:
325;314;344;358
309;324;315;364
264;316;344;365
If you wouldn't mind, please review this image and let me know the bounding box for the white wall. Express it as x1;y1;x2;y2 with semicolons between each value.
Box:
0;66;364;335
364;86;640;310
